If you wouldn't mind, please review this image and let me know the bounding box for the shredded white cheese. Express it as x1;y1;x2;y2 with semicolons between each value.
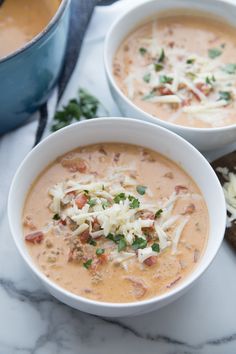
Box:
48;175;199;263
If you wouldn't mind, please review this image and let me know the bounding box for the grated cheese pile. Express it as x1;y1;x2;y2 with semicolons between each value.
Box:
48;173;198;267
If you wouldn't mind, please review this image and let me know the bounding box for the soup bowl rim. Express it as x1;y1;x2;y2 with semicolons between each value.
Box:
8;117;226;314
104;0;236;133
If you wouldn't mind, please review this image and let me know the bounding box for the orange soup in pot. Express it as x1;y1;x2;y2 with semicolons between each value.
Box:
23;143;209;303
0;0;61;58
113;13;236;128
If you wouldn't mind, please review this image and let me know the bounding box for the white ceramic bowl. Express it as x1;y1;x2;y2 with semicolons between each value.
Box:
8;118;226;317
104;0;236;151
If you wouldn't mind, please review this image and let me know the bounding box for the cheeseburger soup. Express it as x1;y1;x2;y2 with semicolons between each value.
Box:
23;144;208;303
114;13;236;128
0;0;61;58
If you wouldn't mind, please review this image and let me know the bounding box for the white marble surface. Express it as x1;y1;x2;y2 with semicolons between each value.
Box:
1;1;236;353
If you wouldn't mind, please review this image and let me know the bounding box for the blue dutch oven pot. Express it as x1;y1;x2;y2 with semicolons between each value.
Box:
0;0;71;134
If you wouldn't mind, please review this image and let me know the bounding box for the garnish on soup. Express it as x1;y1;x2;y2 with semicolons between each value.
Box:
23;143;208;303
113;14;236;128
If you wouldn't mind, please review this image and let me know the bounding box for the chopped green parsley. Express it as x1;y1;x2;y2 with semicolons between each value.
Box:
155;209;163;219
96;248;105;256
136;185;147;195
208;48;222;59
152;243;160;252
132;237;147;250
83;259;93;269
139;47;147;55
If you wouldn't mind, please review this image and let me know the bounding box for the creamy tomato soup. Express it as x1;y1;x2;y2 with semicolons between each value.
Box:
23;144;208;303
0;0;61;58
114;13;236;128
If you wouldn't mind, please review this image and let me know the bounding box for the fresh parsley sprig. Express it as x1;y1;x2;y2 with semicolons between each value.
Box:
51;88;107;131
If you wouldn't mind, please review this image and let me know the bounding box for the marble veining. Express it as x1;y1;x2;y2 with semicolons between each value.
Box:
1;1;236;353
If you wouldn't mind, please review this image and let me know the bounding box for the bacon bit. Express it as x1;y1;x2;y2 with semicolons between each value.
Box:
92;218;101;232
125;276;147;299
113;63;121;77
182;203;196;215
61;157;87;173
178;82;187;90
164;171;174;179
196;83;212;96
67;250;74;262
25;231;44;244
83;288;93;294
191;90;201;102
23;216;36;231
166;276;181;288
168;41;175;48
175;185;188;194
75;194;88;209
136;209;155;221
59;219;67;226
98;253;108;265
158;86;173;95
181;98;191;107
99;146;107;155
113;152;120;163
80;229;90;244
144;256;157;266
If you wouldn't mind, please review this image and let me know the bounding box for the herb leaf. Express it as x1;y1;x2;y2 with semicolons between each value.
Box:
107;233;115;242
154;63;164;72
83;259;93;269
136;185;147;195
158;49;165;63
143;73;151;83
96;248;105;255
132;237;147;250
143;90;156;100
88;238;97;246
152;243;160;252
52;88;103;131
208;48;222;59
223;63;236;74
102;201;110;209
106;233;125;245
205;75;216;85
128;195;140;209
88;198;96;207
160;75;173;84
139;47;147;55
118;238;127;252
114;193;126;204
155;209;163;219
79;88;99;119
218;91;232;101
186;58;195;64
52;99;81;131
53;213;60;220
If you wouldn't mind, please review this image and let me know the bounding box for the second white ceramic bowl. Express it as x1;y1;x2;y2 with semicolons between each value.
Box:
104;0;236;151
8;118;226;317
